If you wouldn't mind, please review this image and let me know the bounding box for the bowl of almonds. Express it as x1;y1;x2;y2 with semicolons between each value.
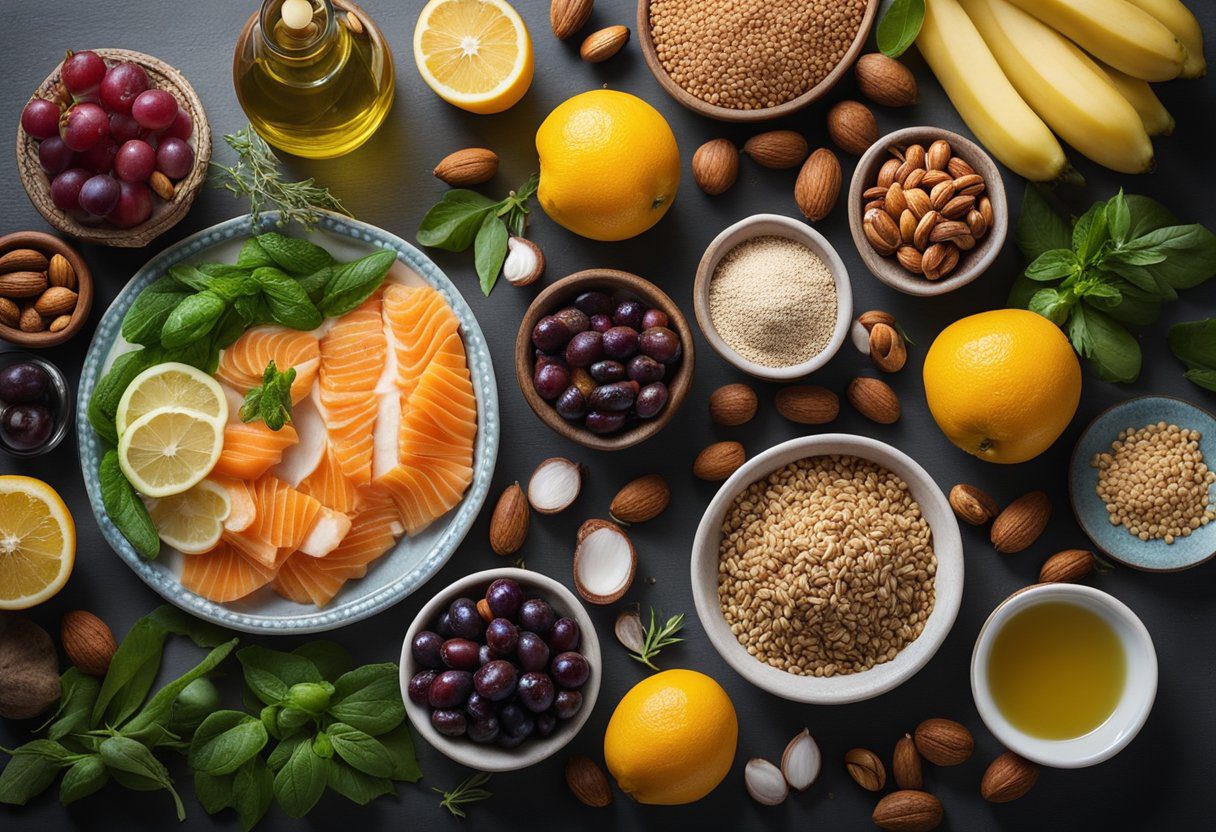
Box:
0;231;92;348
847;127;1007;297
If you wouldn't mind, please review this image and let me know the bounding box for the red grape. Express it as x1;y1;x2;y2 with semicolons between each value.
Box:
109;180;152;228
60;102;109;152
79;174;120;216
1;404;54;451
99;62;149;115
109;112;141;144
114;139;155;182
162;106;193;141
50;168;91;211
61;50;107;96
20;99;61;140
0;363;50;403
131;89;177;131
79;136;117;173
155;137;194;179
38;136;75;175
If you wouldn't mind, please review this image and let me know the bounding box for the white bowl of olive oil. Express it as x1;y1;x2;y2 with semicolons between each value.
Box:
971;584;1157;768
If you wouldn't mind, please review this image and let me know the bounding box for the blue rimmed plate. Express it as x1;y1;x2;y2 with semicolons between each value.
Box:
1069;395;1216;572
77;212;499;633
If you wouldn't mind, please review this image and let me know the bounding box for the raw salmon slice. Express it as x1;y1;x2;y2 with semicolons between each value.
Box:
222;529;288;571
180;539;274;602
213;477;256;533
272;552;347;607
217;326;320;405
323;392;380;485
320;292;386;485
382;284;461;399
298;507;352;558
376;456;473;534
211;422;299;480
298;447;360;514
320;501;404;580
248;475;324;552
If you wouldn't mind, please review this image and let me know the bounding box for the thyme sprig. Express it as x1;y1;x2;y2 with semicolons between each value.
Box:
434;772;492;819
630;609;685;671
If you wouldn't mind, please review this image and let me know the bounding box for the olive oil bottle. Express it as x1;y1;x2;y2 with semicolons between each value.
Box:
234;0;394;159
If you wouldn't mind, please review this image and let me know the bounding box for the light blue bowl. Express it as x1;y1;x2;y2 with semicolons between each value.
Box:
77;212;499;633
1069;395;1216;572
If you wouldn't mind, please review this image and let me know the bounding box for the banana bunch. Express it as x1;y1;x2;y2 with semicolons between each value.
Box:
918;0;1204;181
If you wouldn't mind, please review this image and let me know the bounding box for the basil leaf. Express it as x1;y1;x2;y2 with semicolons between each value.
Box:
232;756;274;832
276;706;313;736
272;737;326;819
325;759;394;805
238;646;323;706
417;191;497;251
319;249;396;317
1029;287;1074;326
267;735;306;772
252;267;323;331
193;770;234;814
1025;248;1079;282
377;724;421;782
162;290;227;348
1116;224;1216;289
1016;183;1072;262
122;276;190;346
1125;194;1178;237
474;212;509;296
293;641;353;681
168;677;222;737
46;668;101;741
0;741;69;805
93;617;169;725
876;0;925;58
145;605;234;647
1105;190;1131;244
99;450;160;560
1168;318;1216;383
237;237;276;270
122;639;239;740
1081;282;1121;302
328;664;404;736
1073;203;1110;264
99;736;185;820
189;711;269;776
1092;280;1162;326
1184;368;1216;391
1070;303;1142;383
256;233;335;275
89;349;154;444
325;723;394;777
1101;260;1176;297
59;755;108;806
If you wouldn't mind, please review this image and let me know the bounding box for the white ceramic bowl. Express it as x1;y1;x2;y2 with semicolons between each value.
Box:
692;214;853;381
971;583;1157;768
399;568;601;772
690;435;963;704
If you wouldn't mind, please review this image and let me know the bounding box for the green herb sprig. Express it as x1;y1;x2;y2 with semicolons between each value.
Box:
240;361;296;431
1169;318;1216;391
631;609;685;671
877;0;925;58
434;772;492;819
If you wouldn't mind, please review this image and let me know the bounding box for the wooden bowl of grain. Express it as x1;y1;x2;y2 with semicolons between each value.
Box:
637;0;880;122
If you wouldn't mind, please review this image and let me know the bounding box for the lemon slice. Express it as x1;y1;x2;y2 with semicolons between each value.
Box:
116;362;228;438
148;479;231;555
118;407;224;499
0;476;75;610
413;0;534;114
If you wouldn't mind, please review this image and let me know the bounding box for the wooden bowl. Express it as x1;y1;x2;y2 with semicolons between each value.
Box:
16;48;211;248
0;231;92;348
847;127;1008;297
514;269;695;452
636;0;880;122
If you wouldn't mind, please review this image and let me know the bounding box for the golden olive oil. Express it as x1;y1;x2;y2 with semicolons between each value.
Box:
987;601;1126;740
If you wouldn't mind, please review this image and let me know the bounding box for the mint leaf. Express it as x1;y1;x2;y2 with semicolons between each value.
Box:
257;233;336;275
251;267;323;331
1105;189;1131;244
876;0;925;58
121;275;190;346
1116;224;1216;289
319;249;396;317
239;360;296;431
1073;202;1111;264
161;290;227;348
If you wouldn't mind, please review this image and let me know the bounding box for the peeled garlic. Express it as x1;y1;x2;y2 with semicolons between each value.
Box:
850;318;871;354
572;519;635;605
781;728;821;792
503;237;545;286
527;457;581;514
745;758;788;806
614;608;646;654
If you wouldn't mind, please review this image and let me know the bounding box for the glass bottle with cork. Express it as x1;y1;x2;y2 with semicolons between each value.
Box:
233;0;394;159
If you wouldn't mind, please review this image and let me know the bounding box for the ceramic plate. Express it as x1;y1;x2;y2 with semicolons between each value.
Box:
77;212;499;633
1069;395;1216;572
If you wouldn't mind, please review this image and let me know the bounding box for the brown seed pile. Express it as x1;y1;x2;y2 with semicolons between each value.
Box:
718;455;937;677
1092;421;1216;544
649;0;868;110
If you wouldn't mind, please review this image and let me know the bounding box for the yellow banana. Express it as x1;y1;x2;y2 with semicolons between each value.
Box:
960;0;1154;174
918;0;1068;182
1005;0;1186;81
1091;59;1175;137
1125;0;1206;78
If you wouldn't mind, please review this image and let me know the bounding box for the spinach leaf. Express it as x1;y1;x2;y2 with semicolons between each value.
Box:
89;349;154;444
416;190;497;251
46;668;101;741
99;736;185;820
325;759;394;805
237;237;276;270
325;723;394;777
122;639;239;741
161;290;227;348
272;736;326;818
58;755;108;806
293;641;353;681
252;267;323;330
297;265;333;304
318;249;396;317
232;755;274;831
876;0;925;58
0;740;71;805
1169;318;1216;392
238;646;323;706
122;276;190;346
99;450;160;560
328;664;404;736
474;211;509;296
167;263;214;292
379;724;422;782
1069;303;1142;383
257;233;335;275
189;711;269;776
1016;183;1072;262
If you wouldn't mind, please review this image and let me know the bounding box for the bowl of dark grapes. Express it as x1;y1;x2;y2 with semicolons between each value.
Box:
0;354;71;457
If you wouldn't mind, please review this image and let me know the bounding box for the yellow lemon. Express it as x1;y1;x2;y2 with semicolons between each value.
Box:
0;476;75;610
923;309;1082;464
413;0;534;115
536;90;680;241
603;669;737;805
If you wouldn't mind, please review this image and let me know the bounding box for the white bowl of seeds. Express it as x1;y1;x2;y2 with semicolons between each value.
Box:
690;434;964;704
693;214;853;381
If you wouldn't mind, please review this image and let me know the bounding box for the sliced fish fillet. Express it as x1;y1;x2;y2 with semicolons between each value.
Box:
298;447;361;514
180;539;274;602
320;501;403;580
272;552;348;607
222;528;288;571
382;284;461;400
248;475;323;553
214;477;256;533
212;422;299;481
217;326;319;405
319;292;386;485
298;507;352;559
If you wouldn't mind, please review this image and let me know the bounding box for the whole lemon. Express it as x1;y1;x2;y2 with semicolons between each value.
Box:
923;309;1081;464
603;669;737;805
536;90;680;241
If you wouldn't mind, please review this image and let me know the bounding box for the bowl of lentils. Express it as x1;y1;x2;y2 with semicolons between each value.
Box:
515;268;694;451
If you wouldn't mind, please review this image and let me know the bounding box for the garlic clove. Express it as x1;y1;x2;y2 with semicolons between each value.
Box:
745;758;788;806
850;318;871;354
503;236;545;286
527;457;581;514
781;728;821;792
572;519;636;605
614;608;646;654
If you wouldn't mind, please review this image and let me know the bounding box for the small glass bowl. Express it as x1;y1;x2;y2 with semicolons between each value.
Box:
0;352;72;457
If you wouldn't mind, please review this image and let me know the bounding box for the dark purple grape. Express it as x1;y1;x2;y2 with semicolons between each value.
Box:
547;618;581;653
436;611;455;638
516;632;550;672
22;99;62;140
564;331;603;367
642;308;670;330
109;112;142;144
474;660;517;702
163;107;193;141
447;598;484;640
485;578;525;620
79;137;117;174
427;670;473;709
627;354;666;384
534;711;558;737
62;50;107;96
588;360;626;384
588;381;638;412
100;62;150;115
156;137;194;179
498;703;534;738
60;102;109;152
531;315;572;352
440;638;480;671
78;174;120;217
636;383;669;419
532;362;570;401
602;326;640;360
553;690;583;720
519;598;555;635
613;300;645;329
550;652;590;689
496;730;527;749
50;168;90;212
552;307;590;336
640;327;682;364
110;181;152;228
431;709;467;737
114;139;155;182
585;410;626;434
467;716;500;743
486;618;518;656
39;137;75;175
465;692;496;721
406;670;437;705
3;405;56;452
516;672;556;713
555;386;587;420
477;644;493;666
589;314;612;333
131;89;178;131
574;290;612;316
0;363;50;403
411;630;445;668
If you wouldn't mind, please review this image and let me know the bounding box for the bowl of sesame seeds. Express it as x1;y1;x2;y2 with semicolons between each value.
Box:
637;0;880;121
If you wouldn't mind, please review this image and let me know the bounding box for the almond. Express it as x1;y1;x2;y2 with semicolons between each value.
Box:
858;310;896;332
991;491;1051;553
981;752;1039;803
893;734;923;790
904;187;931;219
1039;548;1095;583
610;474;670;524
847;377;900;424
61;611;117;677
708;383;757;426
905;168;926;191
0;297;18;328
47;254;75;289
775;385;839;425
844;747;885;791
149;170;175;200
579;25;629;63
864;208;901;256
0;271;48;298
914;718;973;766
565;755;612;807
953;173;986;196
855;53;918;107
826;100;877;156
926;139;952;171
433;148;499;186
693;441;745;482
913;210;939;250
885;181;908;217
868;323;907;373
692;139;739;196
742;130;808;169
18;304;43;332
550;0;593;39
948;156;976;179
877;158;901;188
872;790;943;832
897;211;917;246
48;315;72;333
488;482;529;556
942;195;975;220
897;246;922;274
949;483;999;525
921;243;959;280
795;148;841;221
34;286;77;317
0;248;48;274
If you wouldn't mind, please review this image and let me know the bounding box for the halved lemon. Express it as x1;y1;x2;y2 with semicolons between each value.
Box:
116;362;228;437
118;407;224;499
148;479;231;555
0;476;75;610
413;0;534;114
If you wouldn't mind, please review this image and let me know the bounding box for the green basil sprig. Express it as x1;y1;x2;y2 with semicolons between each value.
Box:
877;0;925;58
1169;318;1216;391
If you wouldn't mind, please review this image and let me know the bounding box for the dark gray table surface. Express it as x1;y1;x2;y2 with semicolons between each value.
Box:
2;1;1214;829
